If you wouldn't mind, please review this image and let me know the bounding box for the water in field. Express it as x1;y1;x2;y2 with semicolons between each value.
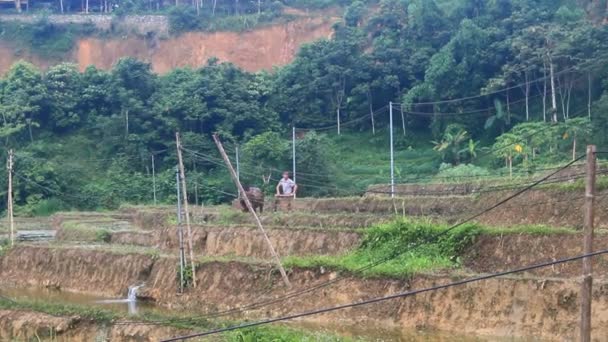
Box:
0;286;538;341
0;285;159;316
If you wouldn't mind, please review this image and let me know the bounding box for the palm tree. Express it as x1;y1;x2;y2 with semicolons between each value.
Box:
432;124;469;165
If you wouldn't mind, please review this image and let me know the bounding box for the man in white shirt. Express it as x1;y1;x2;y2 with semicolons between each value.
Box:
276;171;297;197
274;171;297;211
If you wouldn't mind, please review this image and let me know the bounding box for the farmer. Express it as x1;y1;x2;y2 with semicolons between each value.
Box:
274;171;297;211
276;171;297;197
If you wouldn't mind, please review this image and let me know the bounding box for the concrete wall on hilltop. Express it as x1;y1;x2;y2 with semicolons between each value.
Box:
0;14;169;36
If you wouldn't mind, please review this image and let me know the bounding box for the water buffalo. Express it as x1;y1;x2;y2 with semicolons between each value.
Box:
240;186;264;213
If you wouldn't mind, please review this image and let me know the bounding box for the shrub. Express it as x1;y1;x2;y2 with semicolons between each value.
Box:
95;229;111;243
434;163;490;182
168;6;201;33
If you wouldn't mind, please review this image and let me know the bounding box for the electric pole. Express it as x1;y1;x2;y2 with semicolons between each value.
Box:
580;144;596;342
175;132;197;288
389;102;395;198
151;154;157;205
176;167;185;293
6;149;14;246
213;133;291;288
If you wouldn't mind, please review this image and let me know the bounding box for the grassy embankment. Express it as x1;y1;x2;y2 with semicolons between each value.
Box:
282;218;580;278
0;297;351;341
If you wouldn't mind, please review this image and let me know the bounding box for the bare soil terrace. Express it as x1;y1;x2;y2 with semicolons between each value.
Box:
1;187;607;340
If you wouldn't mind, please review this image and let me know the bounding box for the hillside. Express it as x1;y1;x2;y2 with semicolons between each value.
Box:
0;0;606;213
2;1;608;340
0;13;336;73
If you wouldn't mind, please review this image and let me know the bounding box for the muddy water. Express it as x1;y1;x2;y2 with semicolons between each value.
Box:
0;286;160;316
0;286;532;341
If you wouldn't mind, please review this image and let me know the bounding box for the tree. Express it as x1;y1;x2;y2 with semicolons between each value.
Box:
492;132;525;178
432;124;469;165
242;131;289;186
0;62;47;145
111;57;157;144
45;63;83;132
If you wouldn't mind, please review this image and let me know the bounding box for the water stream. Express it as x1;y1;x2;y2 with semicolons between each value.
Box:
93;283;145;314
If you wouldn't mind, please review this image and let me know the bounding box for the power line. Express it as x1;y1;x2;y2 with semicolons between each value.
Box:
183;123;589;199
293;106;390;133
396;55;608;107
126;156;584;325
369;170;608;197
160;247;608;341
113;161;598;329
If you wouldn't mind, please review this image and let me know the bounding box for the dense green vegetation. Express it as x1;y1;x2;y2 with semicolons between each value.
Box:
1;0;608;214
0;18;97;58
284;219;480;278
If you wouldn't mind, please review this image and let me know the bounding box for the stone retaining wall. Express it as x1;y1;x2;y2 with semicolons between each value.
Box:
0;14;169;36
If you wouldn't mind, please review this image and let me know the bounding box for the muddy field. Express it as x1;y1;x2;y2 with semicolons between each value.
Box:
109;225;361;258
0;309;187;342
1;244;607;340
2;187;608;341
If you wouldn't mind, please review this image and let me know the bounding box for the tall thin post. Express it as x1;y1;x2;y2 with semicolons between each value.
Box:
151;154;157;205
175;168;185;294
175;132;197;288
337;108;341;135
213;134;291;288
235;146;241;198
400;104;406;136
292;127;296;184
580;144;597;342
588;72;592;120
7;150;14;246
549;58;558;123
389;102;395;198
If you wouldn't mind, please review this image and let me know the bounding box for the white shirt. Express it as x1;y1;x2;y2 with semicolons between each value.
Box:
279;178;296;195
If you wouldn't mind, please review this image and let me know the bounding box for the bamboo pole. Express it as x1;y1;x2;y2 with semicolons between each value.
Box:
176;132;197;288
213;134;291;288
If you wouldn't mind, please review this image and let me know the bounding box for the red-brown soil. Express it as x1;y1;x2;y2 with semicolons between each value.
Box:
0;309;186;341
0;16;335;74
1;245;608;340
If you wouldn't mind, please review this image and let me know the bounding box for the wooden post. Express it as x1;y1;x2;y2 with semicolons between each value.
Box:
580;144;596;342
6;150;14;246
151;154;157;205
213;134;291;288
176;132;197;288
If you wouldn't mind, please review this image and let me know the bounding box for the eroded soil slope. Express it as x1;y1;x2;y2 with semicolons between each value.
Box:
2;245;608;340
0;16;334;74
0;309;187;342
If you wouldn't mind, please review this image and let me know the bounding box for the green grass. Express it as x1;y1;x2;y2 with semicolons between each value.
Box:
284;218;481;278
282;219;584;279
198;13;298;32
326;131;441;195
0;19;97;59
540;175;608;192
0;238;11;257
226;326;357;342
0;297;350;341
58;221;112;242
216;206;249;225
0;297;118;323
480;224;579;235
